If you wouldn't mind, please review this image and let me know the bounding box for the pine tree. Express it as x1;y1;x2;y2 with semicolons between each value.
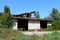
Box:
1;6;13;28
49;8;60;30
50;8;60;20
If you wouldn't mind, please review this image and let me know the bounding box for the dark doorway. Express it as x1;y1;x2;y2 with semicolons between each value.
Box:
18;19;28;31
40;21;47;28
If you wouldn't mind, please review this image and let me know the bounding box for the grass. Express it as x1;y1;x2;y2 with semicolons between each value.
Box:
0;28;23;40
39;31;60;40
0;28;60;40
0;28;40;40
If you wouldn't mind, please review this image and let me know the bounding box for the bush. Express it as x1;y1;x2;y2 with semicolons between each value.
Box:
52;20;60;30
42;26;53;31
46;26;54;31
44;20;60;31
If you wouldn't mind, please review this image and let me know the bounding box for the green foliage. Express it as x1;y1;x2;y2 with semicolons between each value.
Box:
50;8;60;20
0;6;13;28
49;8;60;30
4;6;10;14
43;26;53;31
34;11;40;19
52;20;60;30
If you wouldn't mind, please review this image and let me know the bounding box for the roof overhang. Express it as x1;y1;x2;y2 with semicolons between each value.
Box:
12;17;52;21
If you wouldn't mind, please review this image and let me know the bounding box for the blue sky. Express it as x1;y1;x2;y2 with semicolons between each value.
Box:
0;0;60;18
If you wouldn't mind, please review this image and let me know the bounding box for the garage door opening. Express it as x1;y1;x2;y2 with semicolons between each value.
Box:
18;19;28;31
40;21;47;28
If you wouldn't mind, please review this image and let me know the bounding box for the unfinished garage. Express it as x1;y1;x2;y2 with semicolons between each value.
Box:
18;19;28;31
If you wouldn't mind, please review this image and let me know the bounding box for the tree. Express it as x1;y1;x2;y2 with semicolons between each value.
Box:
34;11;40;19
49;8;60;30
0;12;4;27
49;8;60;20
4;6;10;14
1;6;13;28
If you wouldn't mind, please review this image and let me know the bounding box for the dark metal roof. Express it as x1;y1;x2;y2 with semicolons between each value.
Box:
13;17;52;21
13;11;35;17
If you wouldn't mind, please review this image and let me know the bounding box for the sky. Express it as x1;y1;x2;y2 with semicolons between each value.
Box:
0;0;60;18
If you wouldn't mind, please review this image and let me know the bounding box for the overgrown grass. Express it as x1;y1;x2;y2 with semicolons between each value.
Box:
0;28;40;40
0;28;23;40
40;31;60;40
0;28;60;40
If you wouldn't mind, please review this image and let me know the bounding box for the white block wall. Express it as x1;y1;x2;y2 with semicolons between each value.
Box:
47;22;52;26
28;21;40;30
12;20;18;30
47;24;52;26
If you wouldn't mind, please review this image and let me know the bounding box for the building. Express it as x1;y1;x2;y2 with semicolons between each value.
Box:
12;11;52;31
